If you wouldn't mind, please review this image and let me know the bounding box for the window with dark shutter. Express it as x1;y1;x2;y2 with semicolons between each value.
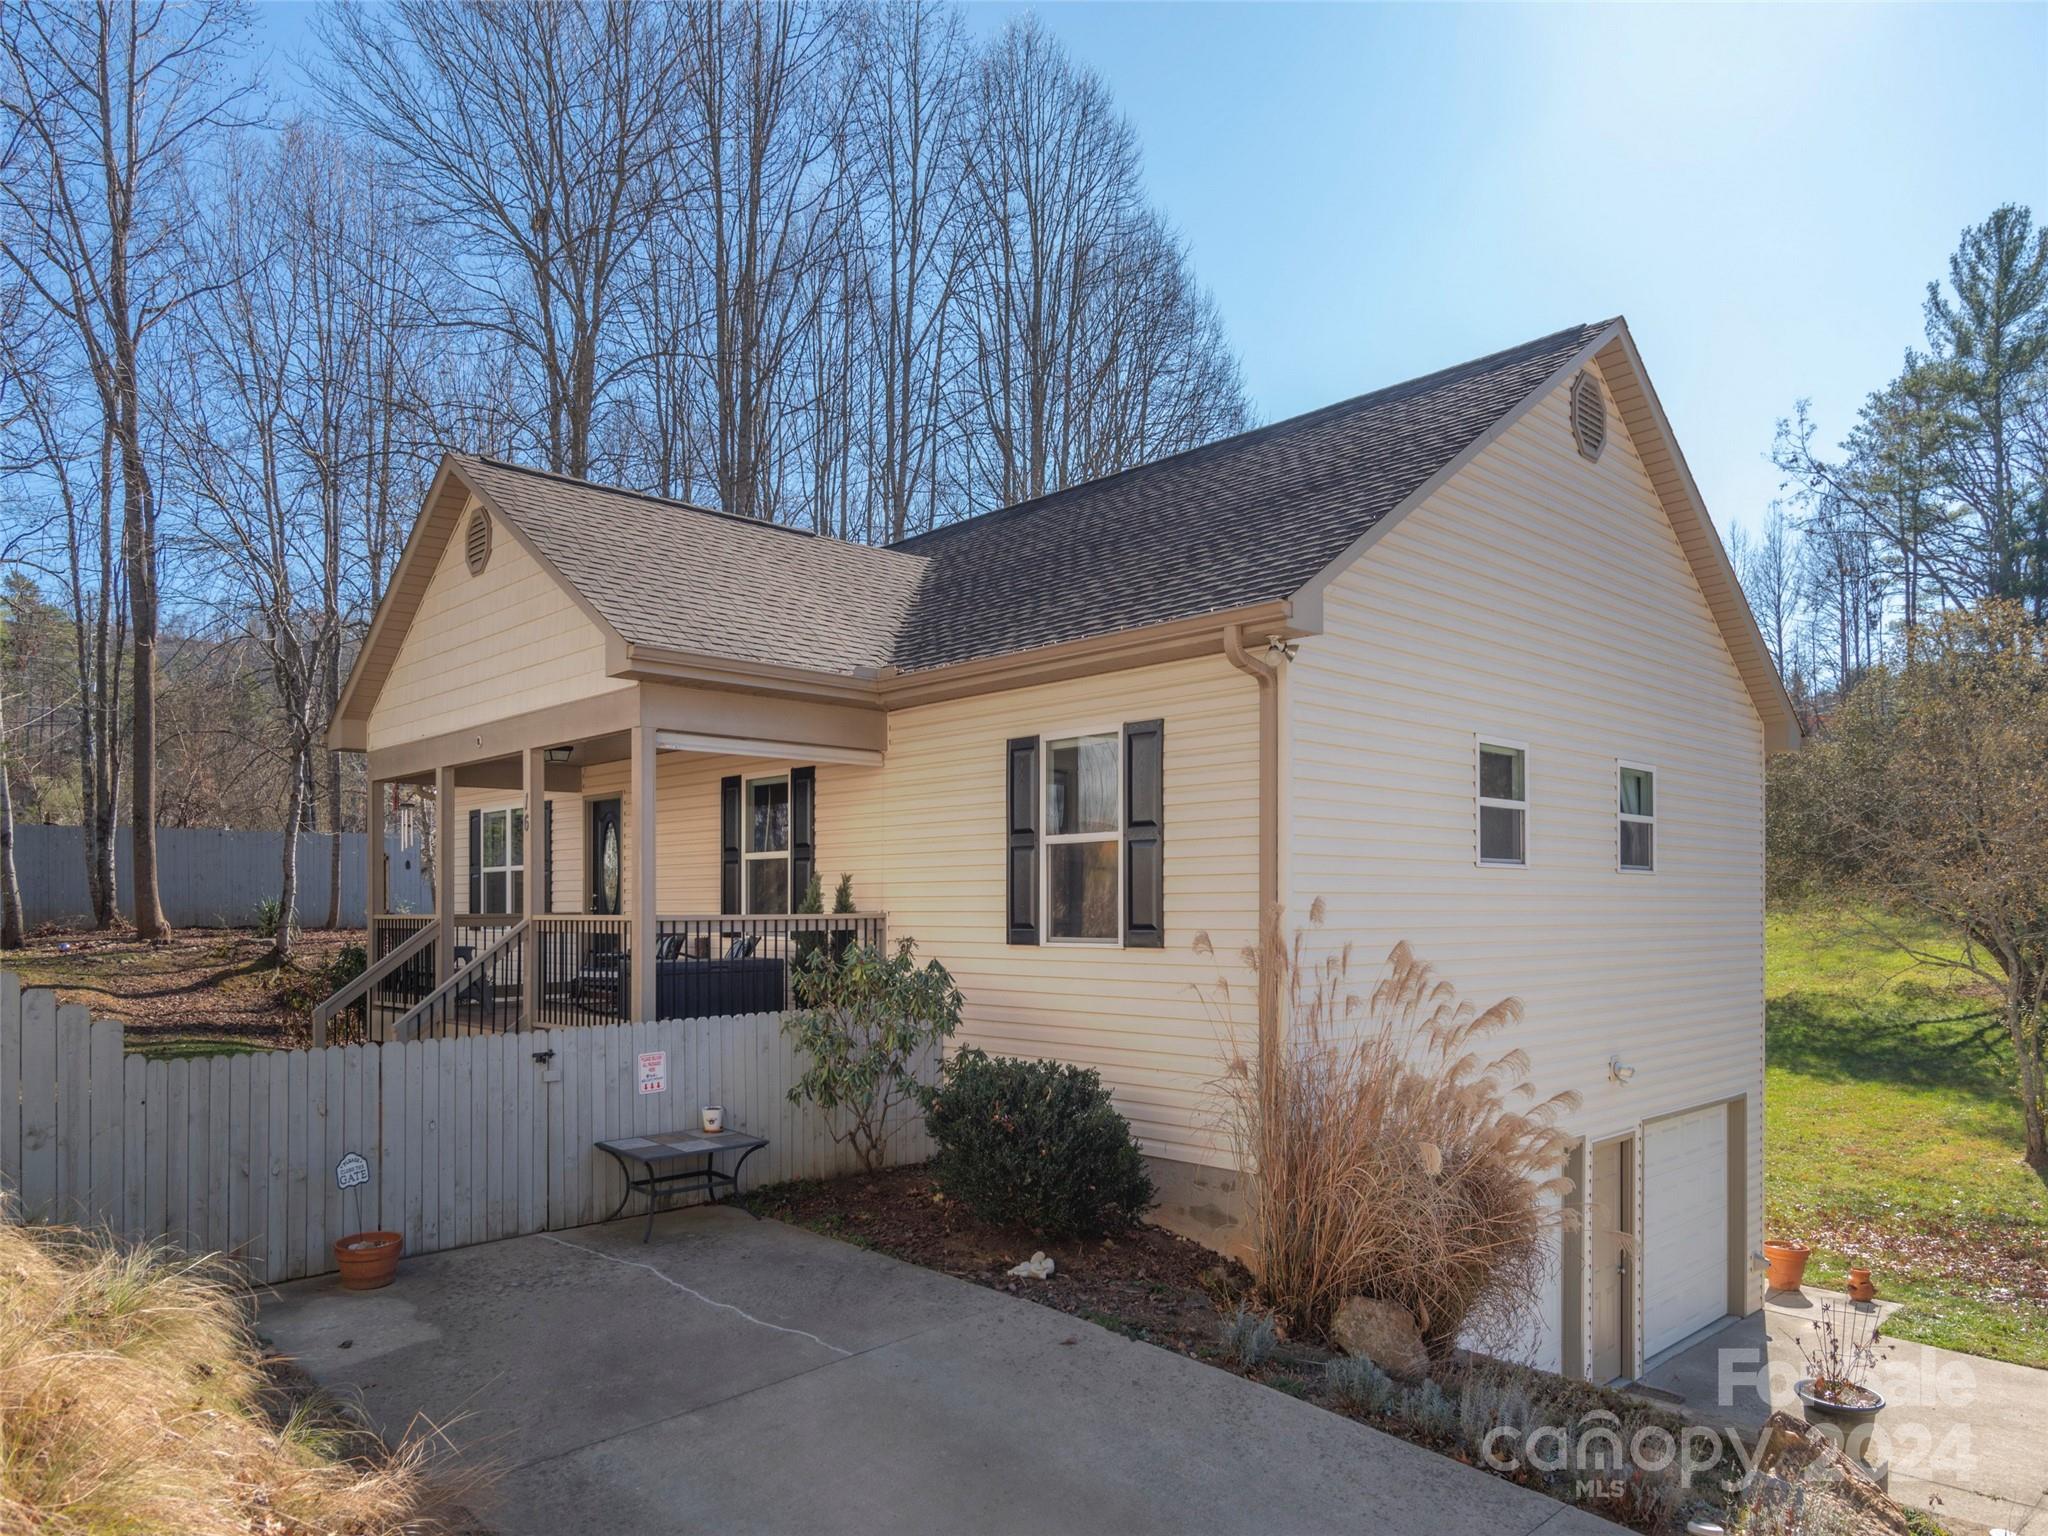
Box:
1005;737;1040;944
1123;719;1164;947
719;775;742;914
466;808;482;914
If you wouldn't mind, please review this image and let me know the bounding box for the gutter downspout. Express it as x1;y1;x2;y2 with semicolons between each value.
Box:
1222;623;1281;1086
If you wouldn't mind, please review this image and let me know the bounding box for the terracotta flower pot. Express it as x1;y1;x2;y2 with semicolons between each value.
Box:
334;1230;402;1291
1846;1267;1877;1303
1763;1239;1811;1292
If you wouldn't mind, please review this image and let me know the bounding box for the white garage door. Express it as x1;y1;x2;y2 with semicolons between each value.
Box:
1642;1105;1730;1358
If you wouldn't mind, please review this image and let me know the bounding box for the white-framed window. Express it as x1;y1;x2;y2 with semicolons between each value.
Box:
479;807;525;913
1476;739;1528;867
744;774;791;913
1618;762;1656;873
1042;730;1121;943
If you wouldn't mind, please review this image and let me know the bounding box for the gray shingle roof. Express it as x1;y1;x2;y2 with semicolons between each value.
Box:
460;321;1608;680
458;457;929;677
887;321;1611;672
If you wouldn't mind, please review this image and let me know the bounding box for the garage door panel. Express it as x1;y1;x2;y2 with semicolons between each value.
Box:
1642;1106;1729;1358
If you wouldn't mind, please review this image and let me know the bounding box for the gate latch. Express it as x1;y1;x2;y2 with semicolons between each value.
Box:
531;1048;556;1065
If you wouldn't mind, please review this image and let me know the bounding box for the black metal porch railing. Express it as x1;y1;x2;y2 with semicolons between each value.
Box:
534;915;634;1025
651;912;887;1019
391;921;528;1040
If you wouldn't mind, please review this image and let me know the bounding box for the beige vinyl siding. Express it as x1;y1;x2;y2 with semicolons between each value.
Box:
1285;361;1766;1363
366;502;631;753
636;658;1260;1166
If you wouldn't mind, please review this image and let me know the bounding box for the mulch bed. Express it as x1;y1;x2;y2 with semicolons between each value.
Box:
751;1164;1251;1348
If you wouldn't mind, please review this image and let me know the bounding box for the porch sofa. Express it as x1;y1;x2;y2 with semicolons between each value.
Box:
567;937;787;1021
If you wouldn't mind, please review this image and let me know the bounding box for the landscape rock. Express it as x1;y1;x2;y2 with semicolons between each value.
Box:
1743;1411;1913;1535
1329;1295;1428;1378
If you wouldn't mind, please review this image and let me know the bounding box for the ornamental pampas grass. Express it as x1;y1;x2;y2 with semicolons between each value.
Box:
0;1202;454;1535
1202;903;1579;1356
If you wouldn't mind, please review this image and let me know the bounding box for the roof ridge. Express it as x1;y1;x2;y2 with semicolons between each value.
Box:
890;319;1614;552
467;454;906;552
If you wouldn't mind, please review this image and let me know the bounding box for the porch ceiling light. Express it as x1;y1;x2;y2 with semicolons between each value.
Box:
544;745;574;764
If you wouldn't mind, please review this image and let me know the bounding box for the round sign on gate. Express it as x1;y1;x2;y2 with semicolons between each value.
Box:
335;1152;371;1191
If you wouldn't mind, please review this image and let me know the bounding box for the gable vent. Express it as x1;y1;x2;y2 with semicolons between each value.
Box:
464;508;492;575
1569;370;1607;462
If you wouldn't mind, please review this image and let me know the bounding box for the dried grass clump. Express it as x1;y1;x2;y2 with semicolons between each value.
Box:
0;1204;447;1535
1204;903;1579;1354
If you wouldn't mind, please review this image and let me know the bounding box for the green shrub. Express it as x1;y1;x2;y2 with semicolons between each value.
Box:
786;938;961;1173
924;1046;1154;1237
325;942;368;994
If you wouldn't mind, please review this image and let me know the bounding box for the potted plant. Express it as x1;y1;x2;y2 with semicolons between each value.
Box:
1793;1301;1888;1478
1762;1237;1810;1292
331;1153;401;1290
333;1230;403;1290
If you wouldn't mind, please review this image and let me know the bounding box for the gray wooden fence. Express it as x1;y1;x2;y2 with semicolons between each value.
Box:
0;970;931;1281
15;824;432;929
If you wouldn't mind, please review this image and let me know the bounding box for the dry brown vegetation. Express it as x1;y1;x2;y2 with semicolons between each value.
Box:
2;927;366;1054
1205;905;1580;1354
0;1208;450;1535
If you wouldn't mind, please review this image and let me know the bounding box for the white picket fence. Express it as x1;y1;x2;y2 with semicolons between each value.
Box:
0;970;931;1282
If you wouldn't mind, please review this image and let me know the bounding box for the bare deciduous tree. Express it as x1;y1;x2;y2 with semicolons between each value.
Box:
318;0;687;480
0;0;253;939
958;18;1245;510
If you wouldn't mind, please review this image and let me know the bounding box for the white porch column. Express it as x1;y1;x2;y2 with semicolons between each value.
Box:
436;764;458;985
630;725;658;1021
365;777;387;927
523;745;548;1027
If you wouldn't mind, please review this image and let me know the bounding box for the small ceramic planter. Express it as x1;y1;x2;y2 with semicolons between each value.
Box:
700;1105;725;1133
334;1230;403;1291
1763;1239;1811;1292
1846;1266;1877;1303
1795;1378;1886;1483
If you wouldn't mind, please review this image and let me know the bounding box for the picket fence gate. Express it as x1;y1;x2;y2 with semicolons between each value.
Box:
0;970;931;1283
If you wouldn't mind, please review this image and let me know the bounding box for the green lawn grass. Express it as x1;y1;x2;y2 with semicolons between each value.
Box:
1766;905;2048;1367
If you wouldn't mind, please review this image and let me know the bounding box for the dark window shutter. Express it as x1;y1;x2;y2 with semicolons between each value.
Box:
1005;736;1040;944
790;766;816;907
1123;719;1165;948
719;775;742;915
466;808;482;914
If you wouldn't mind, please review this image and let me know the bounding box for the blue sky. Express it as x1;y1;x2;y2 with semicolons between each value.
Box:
255;1;2048;539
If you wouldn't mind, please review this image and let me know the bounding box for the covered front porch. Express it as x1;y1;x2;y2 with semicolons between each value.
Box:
318;684;889;1045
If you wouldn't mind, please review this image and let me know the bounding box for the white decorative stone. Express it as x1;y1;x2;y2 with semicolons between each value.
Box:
1007;1251;1055;1280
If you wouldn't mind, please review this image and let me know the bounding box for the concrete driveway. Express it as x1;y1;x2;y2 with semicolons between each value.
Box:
1640;1287;2048;1535
260;1207;1616;1536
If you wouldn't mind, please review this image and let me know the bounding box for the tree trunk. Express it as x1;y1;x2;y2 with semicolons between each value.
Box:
120;412;168;941
2016;1003;2048;1181
0;680;24;951
272;741;308;966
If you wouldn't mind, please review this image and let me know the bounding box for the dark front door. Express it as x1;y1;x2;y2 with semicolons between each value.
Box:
590;798;623;916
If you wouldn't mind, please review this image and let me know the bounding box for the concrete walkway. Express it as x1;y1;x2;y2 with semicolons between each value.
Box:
260;1208;1617;1536
1640;1287;2048;1535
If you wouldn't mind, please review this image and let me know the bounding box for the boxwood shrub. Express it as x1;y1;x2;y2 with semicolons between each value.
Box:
924;1047;1155;1237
